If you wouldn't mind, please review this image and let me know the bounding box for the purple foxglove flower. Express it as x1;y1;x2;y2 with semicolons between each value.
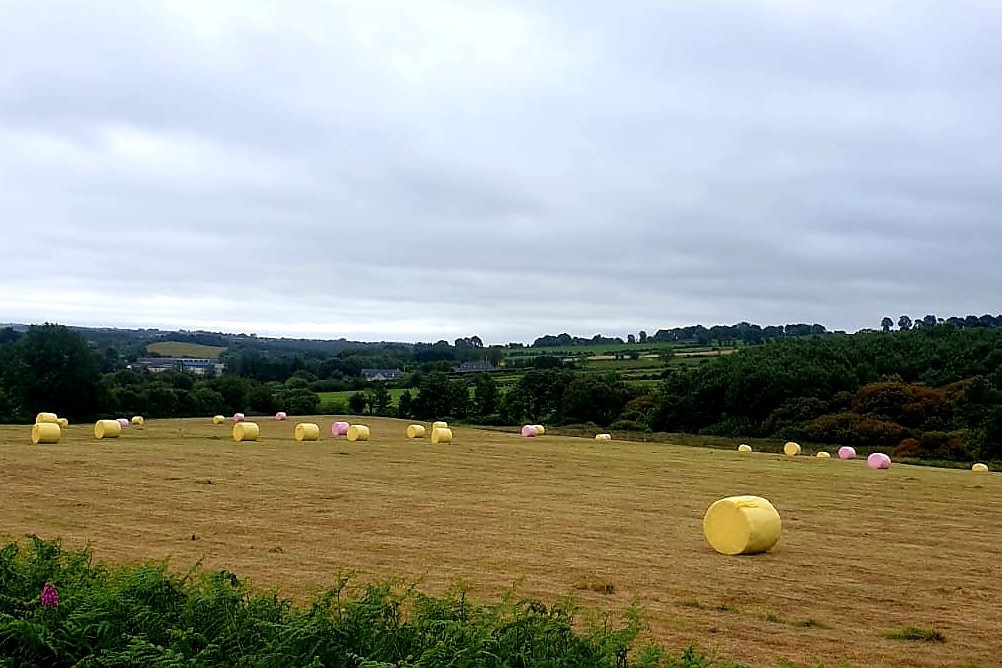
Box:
40;582;58;608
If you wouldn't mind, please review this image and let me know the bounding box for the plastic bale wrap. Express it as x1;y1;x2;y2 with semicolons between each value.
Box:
783;441;801;456
737;444;753;453
703;495;782;556
521;425;538;437
94;420;122;439
213;415;226;425
233;413;245;423
117;418;130;429
972;463;989;473
867;452;892;469
35;412;58;424
31;422;61;445
56;418;69;428
838;446;857;460
332;421;350;436
406;424;426;439
233;422;260;442
431;427;453;444
294;423;320;442
275;411;287;421
595;433;612;441
131;416;144;428
433;421;448;429
532;424;546;436
347;425;370;442
816;451;832;459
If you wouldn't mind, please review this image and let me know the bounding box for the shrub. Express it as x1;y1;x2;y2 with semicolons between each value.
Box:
0;537;733;667
610;420;646;432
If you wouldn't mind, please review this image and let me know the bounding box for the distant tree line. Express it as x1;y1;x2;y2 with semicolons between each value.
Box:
4;317;1002;463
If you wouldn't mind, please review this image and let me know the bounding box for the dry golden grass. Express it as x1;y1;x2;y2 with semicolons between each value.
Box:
1;416;1000;667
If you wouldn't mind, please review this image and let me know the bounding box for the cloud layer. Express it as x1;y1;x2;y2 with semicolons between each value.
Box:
2;0;1000;342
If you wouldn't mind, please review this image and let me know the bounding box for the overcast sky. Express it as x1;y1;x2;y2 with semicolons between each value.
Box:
1;1;1000;343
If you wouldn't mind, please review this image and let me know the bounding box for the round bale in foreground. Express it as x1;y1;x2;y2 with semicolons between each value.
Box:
275;411;287;421
816;451;831;459
35;412;58;424
521;425;538;437
972;462;990;473
294;423;320;442
431;427;453;444
595;433;612;441
406;424;426;439
31;422;61;445
347;424;370;442
94;420;122;439
56;417;69;428
533;424;546;436
331;421;350;436
838;446;857;460
131;416;144;427
213;415;226;425
783;441;801;456
703;495;782;556
233;422;260;442
867;452;892;469
737;443;753;453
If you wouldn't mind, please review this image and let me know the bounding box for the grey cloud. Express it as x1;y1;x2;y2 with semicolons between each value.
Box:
2;0;1001;342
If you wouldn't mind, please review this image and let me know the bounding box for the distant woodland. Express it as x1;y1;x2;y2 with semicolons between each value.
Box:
2;314;1001;463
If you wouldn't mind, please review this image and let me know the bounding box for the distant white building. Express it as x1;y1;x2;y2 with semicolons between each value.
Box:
132;357;226;375
361;368;403;382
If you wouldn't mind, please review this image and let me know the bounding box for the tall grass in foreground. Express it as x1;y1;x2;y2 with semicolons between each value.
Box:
0;537;737;667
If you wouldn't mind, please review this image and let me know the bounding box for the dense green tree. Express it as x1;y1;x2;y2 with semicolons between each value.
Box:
366;384;392;415
397;389;413;418
347;391;367;415
2;324;101;421
472;373;499;418
503;369;572;423
560;373;632;426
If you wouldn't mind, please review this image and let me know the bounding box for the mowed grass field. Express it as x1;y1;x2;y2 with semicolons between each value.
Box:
145;341;227;358
1;417;1000;667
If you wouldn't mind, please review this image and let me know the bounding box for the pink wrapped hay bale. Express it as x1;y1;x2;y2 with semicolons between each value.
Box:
331;421;350;436
521;425;538;437
233;413;245;422
838;446;856;460
116;418;130;428
867;452;892;470
275;411;287;421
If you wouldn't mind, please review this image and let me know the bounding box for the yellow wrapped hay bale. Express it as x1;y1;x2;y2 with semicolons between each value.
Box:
816;451;832;459
703;495;782;556
431;427;453;444
213;415;226;425
233;422;260;442
595;433;612;441
783;441;801;456
94;420;122;439
131;416;144;427
56;417;69;428
35;412;59;424
406;424;426;439
533;424;545;436
432;421;448;429
972;463;990;473
294;423;320;442
347;425;370;442
737;444;753;452
31;422;61;445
